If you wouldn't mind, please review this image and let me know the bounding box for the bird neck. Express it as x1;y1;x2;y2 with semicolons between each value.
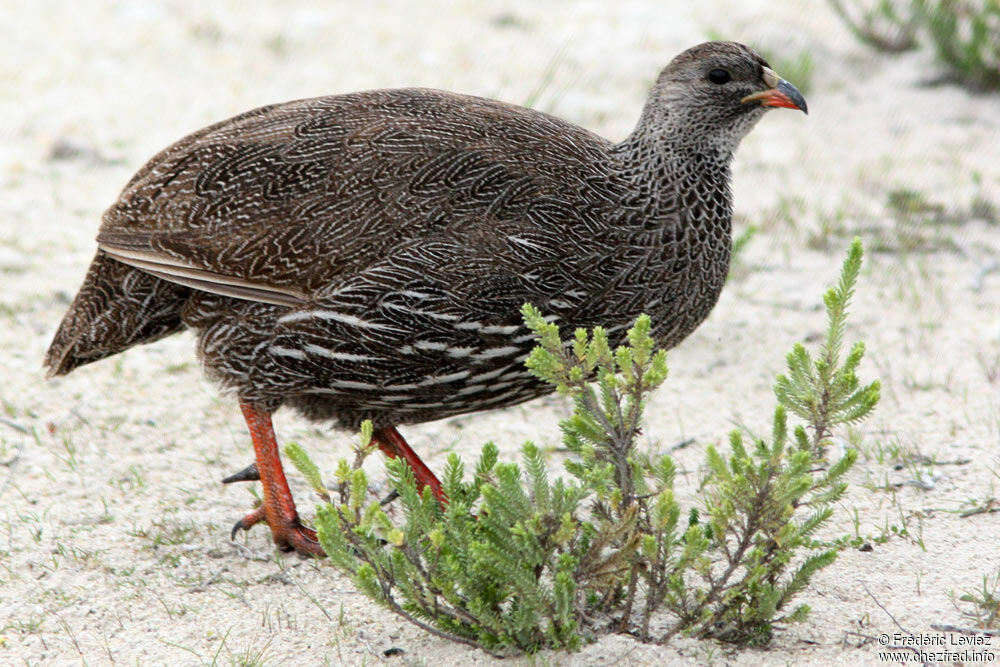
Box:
612;124;735;230
605;120;736;348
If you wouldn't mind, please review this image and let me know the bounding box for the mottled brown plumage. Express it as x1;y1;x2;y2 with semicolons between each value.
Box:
45;41;806;555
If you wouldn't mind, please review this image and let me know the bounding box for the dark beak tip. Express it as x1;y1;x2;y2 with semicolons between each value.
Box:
777;79;808;115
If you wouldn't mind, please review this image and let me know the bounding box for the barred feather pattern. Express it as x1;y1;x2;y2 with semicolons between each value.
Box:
47;42;780;429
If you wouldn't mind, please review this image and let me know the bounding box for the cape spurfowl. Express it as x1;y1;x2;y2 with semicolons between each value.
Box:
46;41;806;556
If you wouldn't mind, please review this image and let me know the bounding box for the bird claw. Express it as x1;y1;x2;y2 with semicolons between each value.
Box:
229;507;322;556
222;462;260;484
230;519;247;541
230;507;265;540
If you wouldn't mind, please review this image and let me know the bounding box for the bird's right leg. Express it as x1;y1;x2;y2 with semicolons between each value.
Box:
226;419;446;545
372;425;447;505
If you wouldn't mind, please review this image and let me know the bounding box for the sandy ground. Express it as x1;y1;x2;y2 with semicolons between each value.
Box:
2;1;999;664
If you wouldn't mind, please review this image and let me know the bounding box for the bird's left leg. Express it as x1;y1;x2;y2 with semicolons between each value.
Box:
229;401;324;556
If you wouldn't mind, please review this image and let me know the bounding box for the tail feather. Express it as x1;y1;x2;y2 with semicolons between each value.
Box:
45;250;189;377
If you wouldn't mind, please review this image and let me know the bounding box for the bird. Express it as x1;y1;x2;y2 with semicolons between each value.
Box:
45;41;806;557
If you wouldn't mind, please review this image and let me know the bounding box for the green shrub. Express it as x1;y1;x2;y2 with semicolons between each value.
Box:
292;239;879;653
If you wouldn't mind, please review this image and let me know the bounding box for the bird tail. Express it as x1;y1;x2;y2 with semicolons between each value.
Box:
45;250;190;377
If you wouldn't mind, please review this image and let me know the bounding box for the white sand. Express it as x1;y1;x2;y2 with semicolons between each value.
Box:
2;1;999;664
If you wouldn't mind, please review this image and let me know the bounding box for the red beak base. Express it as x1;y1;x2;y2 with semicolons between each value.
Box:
741;79;808;114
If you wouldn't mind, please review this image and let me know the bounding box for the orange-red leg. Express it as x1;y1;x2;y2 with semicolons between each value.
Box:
227;407;444;556
373;425;447;505
232;401;323;556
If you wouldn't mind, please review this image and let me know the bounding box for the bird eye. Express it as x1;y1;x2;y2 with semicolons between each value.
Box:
707;69;731;84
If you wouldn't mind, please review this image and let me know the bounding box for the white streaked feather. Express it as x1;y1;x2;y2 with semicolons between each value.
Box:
469;367;508;382
302;345;374;362
278;309;402;331
480;324;520;335
417;370;470;386
414;341;448;352
473;346;521;360
270;345;307;360
482;388;530;404
383;381;420;391
330;379;381;391
381;301;460;321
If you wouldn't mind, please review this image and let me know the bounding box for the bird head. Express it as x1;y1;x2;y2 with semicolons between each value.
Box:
644;41;807;155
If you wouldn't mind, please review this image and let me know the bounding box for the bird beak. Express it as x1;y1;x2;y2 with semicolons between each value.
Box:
741;66;808;114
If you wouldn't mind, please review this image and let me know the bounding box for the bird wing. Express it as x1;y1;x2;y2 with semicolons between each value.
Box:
95;243;309;307
95;88;622;307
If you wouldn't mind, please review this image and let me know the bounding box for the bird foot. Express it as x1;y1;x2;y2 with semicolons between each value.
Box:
229;403;324;557
231;506;323;556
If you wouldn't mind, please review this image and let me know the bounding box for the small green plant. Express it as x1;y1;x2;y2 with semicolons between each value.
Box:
956;569;1000;629
828;0;922;52
921;0;1000;89
831;0;1000;89
971;172;1000;225
296;239;878;653
887;188;948;223
775;238;880;451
